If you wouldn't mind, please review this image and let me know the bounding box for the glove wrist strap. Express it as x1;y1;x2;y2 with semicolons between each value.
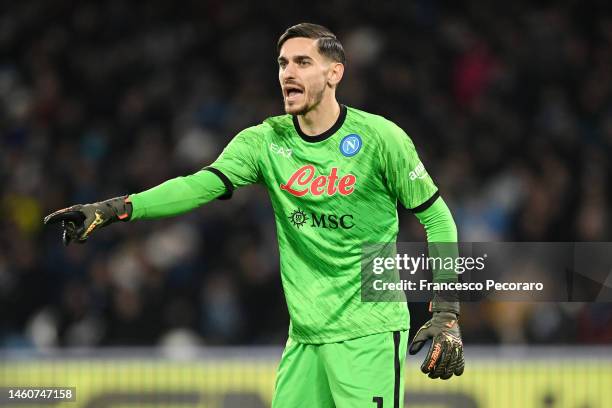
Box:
431;291;460;315
102;195;133;222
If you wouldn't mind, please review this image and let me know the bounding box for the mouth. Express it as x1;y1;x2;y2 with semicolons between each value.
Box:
283;85;304;102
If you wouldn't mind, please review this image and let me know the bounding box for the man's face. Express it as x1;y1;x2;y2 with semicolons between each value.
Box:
278;37;332;115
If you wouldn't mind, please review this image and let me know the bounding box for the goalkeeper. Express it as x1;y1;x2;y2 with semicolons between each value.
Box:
45;23;464;408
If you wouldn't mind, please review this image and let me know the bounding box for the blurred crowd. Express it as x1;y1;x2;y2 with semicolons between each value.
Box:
1;0;611;349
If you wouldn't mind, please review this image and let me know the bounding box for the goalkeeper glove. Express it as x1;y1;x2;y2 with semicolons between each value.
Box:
43;196;132;245
408;300;465;380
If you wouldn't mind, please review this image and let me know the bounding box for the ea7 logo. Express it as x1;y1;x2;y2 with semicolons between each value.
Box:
409;162;427;180
270;143;292;158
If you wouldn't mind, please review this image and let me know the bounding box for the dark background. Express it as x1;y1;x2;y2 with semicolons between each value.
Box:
1;0;611;348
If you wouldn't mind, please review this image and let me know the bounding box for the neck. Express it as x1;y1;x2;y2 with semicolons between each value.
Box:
297;95;341;136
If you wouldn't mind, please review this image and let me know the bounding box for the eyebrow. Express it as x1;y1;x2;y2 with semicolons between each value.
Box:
277;55;313;64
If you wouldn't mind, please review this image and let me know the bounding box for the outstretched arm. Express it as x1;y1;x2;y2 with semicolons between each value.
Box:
129;168;229;220
44;124;265;245
43;168;228;245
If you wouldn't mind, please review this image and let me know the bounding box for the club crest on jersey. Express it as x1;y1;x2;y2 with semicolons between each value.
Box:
280;165;356;197
339;134;362;157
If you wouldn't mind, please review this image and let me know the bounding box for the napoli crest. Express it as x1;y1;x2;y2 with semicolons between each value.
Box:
339;134;362;157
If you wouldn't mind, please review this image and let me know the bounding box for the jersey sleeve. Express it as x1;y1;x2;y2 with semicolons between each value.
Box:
129;169;227;220
379;120;439;212
207;125;265;193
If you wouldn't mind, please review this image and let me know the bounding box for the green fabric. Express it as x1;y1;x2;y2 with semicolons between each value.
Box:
414;197;457;243
272;330;408;408
415;196;459;283
129;169;226;220
128;105;444;344
208;106;437;343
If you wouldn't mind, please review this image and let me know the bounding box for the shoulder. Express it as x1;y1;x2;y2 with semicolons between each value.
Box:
231;114;294;153
229;123;272;151
234;113;290;137
346;106;388;125
262;113;293;136
346;106;409;145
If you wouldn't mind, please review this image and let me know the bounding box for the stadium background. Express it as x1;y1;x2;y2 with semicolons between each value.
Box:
0;0;611;407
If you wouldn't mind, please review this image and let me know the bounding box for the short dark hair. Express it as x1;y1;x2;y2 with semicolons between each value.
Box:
277;23;346;65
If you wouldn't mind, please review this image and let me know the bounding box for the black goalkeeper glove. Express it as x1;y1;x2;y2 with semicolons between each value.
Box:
408;301;465;380
43;196;132;245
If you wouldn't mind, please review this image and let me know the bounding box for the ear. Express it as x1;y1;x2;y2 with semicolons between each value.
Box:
327;62;344;88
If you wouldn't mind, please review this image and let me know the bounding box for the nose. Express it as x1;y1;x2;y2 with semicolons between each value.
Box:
281;62;297;81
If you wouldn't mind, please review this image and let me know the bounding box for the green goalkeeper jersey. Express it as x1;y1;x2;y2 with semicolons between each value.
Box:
205;105;439;343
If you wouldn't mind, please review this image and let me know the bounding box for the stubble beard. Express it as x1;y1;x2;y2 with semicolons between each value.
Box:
285;84;326;116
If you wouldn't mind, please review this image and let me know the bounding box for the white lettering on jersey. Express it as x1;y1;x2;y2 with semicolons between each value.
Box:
270;143;292;158
409;162;427;180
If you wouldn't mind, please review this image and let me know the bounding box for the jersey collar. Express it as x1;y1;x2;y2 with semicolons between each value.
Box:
292;104;347;143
